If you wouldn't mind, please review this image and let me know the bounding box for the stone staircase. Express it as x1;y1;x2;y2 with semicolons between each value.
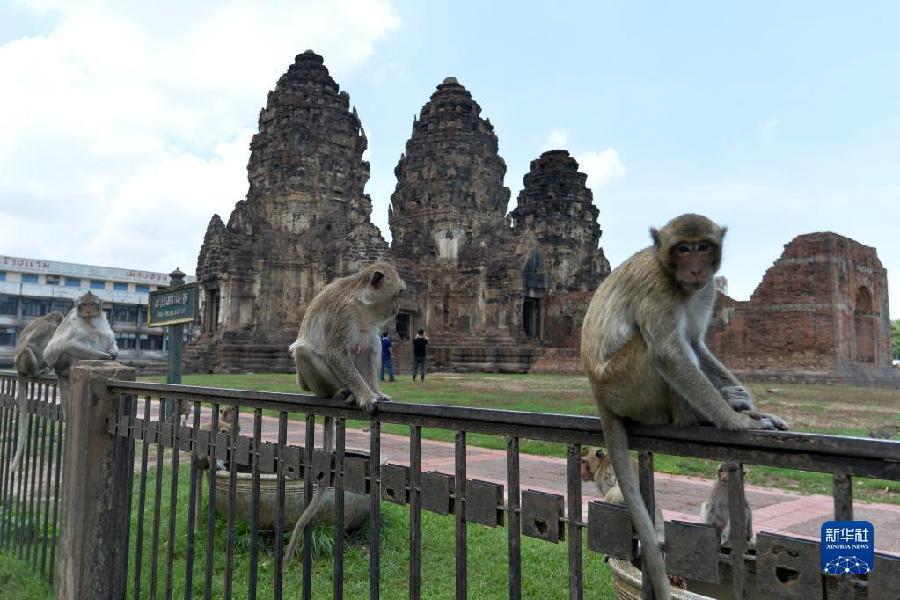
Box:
184;334;294;374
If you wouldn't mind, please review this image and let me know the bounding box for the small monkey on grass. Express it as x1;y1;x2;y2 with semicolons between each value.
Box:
284;261;406;568
582;214;787;599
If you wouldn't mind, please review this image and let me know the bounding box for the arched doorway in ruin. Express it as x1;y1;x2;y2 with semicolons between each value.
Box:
521;250;546;340
853;286;876;363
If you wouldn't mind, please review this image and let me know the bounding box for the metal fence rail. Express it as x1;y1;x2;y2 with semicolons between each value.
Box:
0;374;63;585
2;366;900;599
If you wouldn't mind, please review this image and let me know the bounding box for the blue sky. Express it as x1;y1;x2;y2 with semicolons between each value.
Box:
1;1;898;317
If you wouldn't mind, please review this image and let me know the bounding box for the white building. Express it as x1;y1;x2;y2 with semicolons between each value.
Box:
0;254;196;367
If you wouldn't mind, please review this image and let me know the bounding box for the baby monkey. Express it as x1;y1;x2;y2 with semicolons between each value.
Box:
581;447;685;588
699;463;753;545
581;446;665;544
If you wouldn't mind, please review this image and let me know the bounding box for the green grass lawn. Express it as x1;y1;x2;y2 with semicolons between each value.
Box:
125;463;614;599
0;554;53;599
142;372;900;504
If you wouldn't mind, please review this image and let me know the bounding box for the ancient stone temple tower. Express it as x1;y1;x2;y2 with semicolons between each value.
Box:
511;150;610;293
511;150;611;349
389;77;530;370
190;51;388;372
390;77;511;260
707;232;897;385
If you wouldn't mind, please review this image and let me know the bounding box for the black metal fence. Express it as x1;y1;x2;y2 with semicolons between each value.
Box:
0;374;64;584
2;364;900;599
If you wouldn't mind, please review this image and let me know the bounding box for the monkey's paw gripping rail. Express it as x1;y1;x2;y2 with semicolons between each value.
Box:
1;365;899;599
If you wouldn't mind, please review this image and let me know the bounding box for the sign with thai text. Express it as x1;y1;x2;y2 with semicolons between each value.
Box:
148;283;199;327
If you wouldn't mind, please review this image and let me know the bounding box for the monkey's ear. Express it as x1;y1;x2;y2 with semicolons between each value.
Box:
371;270;385;289
650;227;661;248
720;226;728;240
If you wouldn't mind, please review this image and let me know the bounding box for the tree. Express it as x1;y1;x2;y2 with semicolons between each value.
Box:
893;319;900;361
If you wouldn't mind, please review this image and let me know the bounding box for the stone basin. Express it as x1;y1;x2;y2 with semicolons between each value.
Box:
213;450;374;531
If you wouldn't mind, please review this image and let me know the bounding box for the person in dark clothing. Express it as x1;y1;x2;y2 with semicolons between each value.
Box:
380;331;395;382
412;328;428;381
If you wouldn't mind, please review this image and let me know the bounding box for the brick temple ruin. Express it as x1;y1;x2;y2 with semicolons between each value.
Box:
187;50;895;385
707;233;897;386
187;51;609;373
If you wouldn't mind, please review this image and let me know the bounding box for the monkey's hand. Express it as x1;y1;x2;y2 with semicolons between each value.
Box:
752;412;789;431
377;392;393;403
736;410;788;431
719;385;754;412
343;390;381;414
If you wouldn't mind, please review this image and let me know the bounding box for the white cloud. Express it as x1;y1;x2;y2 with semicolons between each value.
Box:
576;148;627;190
0;0;400;274
541;128;569;150
539;130;627;191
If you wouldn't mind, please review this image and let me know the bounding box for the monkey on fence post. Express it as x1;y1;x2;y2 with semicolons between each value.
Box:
283;261;405;569
10;311;63;473
44;292;118;418
582;214;787;599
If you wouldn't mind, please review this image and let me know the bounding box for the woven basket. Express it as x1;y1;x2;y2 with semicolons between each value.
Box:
608;558;713;600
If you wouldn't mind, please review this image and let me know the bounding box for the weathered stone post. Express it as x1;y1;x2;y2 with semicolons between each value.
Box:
56;360;135;600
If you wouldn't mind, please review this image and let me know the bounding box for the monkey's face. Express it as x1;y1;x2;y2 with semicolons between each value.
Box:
364;262;406;322
670;240;719;291
46;311;64;325
77;301;102;319
580;447;604;481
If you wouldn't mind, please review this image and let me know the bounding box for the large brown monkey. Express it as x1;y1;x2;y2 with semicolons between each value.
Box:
284;261;405;568
10;311;63;473
699;463;753;545
581;214;787;599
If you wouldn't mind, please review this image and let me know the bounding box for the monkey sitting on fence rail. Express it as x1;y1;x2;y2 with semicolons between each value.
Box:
283;261;406;569
582;214;787;599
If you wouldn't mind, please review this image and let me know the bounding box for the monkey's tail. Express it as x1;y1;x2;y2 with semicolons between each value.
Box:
601;414;672;600
9;378;29;475
282;416;335;571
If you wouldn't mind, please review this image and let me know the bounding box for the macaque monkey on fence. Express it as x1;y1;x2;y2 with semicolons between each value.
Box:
700;463;753;545
43;292;118;418
44;291;118;374
10;311;63;473
283;261;406;569
582;214;787;599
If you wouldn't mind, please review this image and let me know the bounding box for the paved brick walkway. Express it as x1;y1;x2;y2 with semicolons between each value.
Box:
239;415;900;556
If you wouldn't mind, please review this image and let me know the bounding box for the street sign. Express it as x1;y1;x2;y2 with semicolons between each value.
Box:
148;282;199;327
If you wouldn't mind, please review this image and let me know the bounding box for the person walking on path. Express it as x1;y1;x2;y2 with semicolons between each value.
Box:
412;329;429;381
380;331;395;382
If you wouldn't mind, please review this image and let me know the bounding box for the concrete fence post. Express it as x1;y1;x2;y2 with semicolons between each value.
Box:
56;360;135;600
